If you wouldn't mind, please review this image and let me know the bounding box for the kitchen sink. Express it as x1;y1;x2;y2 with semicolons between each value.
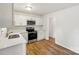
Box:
8;34;20;39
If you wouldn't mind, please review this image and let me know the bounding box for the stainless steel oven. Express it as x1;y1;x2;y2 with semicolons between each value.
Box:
26;27;37;43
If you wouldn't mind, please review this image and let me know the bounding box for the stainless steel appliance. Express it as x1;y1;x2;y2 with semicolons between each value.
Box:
27;20;35;25
26;27;37;43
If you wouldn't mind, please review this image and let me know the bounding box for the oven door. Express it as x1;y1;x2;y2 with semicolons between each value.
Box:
28;32;37;40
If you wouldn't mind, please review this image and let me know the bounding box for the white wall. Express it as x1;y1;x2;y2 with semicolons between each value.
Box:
0;3;13;27
49;17;53;37
43;15;49;40
45;5;79;53
43;14;55;38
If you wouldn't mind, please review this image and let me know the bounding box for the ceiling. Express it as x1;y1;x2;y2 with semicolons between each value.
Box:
14;3;79;15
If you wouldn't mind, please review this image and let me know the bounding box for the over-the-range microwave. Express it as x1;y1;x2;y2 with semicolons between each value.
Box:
27;20;36;25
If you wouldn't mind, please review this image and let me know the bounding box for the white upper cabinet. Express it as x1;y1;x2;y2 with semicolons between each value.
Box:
14;12;43;26
36;17;43;25
14;14;26;26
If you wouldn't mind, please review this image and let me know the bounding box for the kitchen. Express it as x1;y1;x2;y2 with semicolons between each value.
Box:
0;3;49;55
0;3;79;55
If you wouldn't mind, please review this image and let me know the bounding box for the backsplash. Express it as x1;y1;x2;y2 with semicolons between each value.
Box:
8;25;44;34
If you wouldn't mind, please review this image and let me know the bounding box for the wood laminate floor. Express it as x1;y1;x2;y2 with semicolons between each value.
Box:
26;37;78;55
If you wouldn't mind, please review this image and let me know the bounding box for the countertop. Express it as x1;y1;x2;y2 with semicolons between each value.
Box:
0;33;26;50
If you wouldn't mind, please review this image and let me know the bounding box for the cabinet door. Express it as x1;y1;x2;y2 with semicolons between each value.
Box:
38;31;44;41
36;17;43;25
38;17;43;25
36;17;39;25
14;14;26;26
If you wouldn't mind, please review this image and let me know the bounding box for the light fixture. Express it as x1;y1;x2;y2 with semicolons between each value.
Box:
25;4;32;11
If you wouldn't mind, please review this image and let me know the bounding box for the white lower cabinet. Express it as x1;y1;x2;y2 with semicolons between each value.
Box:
21;32;28;43
37;30;44;41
